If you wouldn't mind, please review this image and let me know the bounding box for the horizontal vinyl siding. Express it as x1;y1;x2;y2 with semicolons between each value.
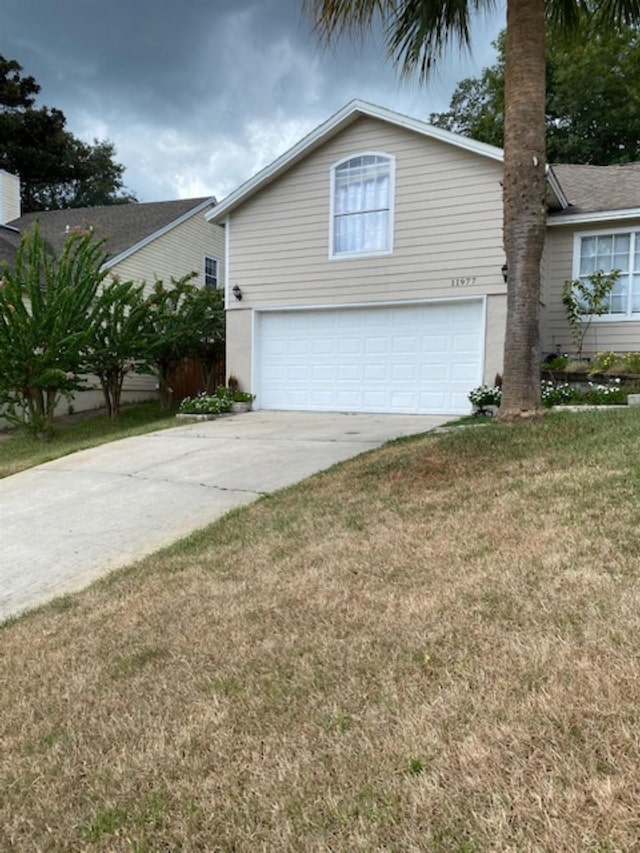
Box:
228;117;506;309
109;209;224;299
0;171;20;224
543;220;640;354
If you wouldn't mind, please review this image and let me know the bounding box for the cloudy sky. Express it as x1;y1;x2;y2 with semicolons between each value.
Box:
3;0;505;204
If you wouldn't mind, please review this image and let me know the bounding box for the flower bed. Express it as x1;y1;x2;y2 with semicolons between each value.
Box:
177;387;255;417
469;377;637;415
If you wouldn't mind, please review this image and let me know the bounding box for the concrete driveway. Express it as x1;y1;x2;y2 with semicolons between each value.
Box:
0;410;448;621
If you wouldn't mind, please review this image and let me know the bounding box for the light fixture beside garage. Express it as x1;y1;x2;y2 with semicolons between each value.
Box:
232;284;243;301
501;263;508;283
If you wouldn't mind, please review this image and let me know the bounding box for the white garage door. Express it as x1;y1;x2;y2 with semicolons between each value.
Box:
255;300;484;415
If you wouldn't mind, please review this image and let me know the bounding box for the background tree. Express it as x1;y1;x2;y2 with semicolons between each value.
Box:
0;55;136;212
145;279;226;411
430;24;640;165
0;227;107;435
83;280;153;419
304;0;640;420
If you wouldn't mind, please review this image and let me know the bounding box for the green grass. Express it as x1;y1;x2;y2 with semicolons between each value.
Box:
4;408;640;849
0;401;182;480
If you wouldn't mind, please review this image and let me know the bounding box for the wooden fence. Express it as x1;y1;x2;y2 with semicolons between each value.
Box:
167;356;226;401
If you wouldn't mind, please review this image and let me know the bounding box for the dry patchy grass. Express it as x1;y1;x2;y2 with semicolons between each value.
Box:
2;410;640;850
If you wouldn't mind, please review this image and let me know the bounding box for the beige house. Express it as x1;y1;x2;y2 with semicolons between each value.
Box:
0;175;224;412
207;100;640;415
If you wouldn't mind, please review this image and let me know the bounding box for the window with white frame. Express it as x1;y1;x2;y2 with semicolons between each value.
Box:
576;231;640;317
204;256;218;288
331;154;394;257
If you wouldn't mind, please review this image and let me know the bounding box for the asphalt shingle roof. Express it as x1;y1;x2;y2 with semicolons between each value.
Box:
3;197;213;263
551;163;640;216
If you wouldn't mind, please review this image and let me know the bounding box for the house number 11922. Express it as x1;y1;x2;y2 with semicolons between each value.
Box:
450;276;477;287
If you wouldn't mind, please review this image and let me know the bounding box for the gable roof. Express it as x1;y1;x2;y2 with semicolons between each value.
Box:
4;196;216;269
549;163;640;223
206;99;570;223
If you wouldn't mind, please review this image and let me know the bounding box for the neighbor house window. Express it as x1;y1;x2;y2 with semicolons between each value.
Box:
575;230;640;317
331;153;394;257
204;256;218;288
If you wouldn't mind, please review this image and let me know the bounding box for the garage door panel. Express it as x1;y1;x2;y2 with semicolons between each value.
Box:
365;337;389;354
338;364;362;381
256;301;483;414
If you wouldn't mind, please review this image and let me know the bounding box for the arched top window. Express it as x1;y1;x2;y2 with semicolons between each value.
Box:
330;153;394;258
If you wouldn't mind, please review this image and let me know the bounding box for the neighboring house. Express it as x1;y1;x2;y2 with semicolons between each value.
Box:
0;171;224;412
206;99;640;415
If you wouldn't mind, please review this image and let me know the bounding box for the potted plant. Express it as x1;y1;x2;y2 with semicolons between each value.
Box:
230;390;255;414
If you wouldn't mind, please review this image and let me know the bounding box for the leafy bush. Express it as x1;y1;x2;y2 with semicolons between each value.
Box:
469;379;630;411
468;384;502;410
178;393;233;416
590;351;640;376
591;351;621;373
562;270;618;359
540;380;580;407
178;387;256;415
582;380;627;405
542;354;569;371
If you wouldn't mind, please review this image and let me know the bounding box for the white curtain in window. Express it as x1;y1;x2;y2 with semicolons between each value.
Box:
334;158;390;253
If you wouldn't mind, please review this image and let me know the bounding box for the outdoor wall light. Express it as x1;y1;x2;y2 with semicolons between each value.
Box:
232;284;243;301
501;263;508;283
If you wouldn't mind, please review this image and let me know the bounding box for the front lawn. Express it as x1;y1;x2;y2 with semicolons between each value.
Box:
0;401;181;480
2;409;640;849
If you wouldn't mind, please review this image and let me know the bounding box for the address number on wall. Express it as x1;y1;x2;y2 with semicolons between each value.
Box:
450;276;477;287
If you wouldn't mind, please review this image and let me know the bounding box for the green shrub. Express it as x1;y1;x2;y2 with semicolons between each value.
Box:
540;381;580;407
468;385;502;411
178;393;233;416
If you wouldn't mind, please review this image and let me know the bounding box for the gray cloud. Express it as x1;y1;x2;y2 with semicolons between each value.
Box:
3;0;505;202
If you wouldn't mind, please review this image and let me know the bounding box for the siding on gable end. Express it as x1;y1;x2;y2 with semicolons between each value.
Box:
226;116;507;309
543;220;640;355
109;207;224;299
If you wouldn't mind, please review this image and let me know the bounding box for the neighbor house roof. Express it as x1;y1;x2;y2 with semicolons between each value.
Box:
4;196;216;268
206;99;570;224
549;163;640;225
0;225;20;268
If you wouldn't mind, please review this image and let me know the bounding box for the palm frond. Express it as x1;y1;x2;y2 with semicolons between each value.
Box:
303;0;387;43
388;0;496;79
304;0;496;79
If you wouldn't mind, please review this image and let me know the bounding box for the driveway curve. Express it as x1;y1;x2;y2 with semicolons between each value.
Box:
0;411;447;621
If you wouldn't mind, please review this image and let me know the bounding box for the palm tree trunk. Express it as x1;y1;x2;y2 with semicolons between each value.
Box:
498;0;547;420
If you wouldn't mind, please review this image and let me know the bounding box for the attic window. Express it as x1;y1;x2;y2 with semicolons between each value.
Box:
330;153;394;258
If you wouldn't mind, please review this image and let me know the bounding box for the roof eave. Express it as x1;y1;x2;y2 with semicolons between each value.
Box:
545;165;570;210
547;206;640;226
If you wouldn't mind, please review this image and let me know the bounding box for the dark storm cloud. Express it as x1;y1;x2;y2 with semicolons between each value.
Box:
2;0;504;201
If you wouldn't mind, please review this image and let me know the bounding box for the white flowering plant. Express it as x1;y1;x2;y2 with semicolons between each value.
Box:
178;392;233;416
468;384;502;411
540;380;578;407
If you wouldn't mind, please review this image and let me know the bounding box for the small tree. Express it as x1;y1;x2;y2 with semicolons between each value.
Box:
145;278;225;410
561;270;618;360
83;279;152;419
0;226;107;435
